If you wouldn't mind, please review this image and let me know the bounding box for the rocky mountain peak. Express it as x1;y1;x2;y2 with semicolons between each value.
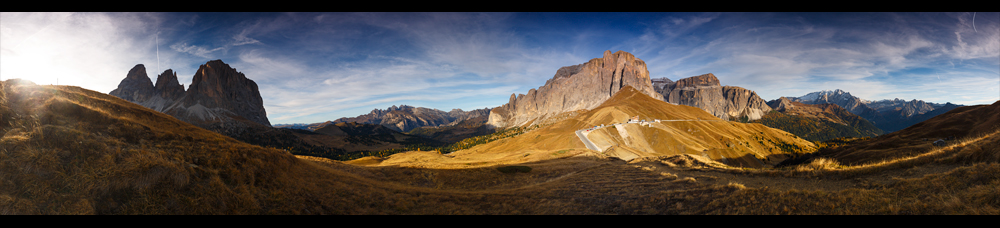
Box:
109;64;155;103
657;73;771;121
178;60;269;126
110;60;271;132
767;97;796;112
487;50;662;128
189;60;248;98
674;73;721;88
125;64;151;81
153;69;185;100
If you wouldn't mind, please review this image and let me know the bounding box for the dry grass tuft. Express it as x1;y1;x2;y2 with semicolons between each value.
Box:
659;172;678;180
794;158;842;173
726;182;747;190
674;177;697;183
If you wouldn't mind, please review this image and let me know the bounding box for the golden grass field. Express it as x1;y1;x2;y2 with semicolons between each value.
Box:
2;79;998;214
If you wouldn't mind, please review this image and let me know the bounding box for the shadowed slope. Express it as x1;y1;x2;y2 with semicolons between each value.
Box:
753;97;883;142
782;100;1000;166
6;79;1000;215
0;79;377;214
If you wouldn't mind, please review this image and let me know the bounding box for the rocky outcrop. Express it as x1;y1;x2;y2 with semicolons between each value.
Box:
656;73;771;121
651;77;673;95
153;69;185;101
767;97;796;112
487;50;663;128
721;86;772;120
109;64;156;103
109;60;271;133
168;60;269;127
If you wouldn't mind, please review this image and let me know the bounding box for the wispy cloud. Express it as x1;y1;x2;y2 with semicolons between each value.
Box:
637;12;999;105
169;42;224;58
3;12;996;124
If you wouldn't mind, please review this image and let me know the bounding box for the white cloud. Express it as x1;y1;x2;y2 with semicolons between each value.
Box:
170;42;224;59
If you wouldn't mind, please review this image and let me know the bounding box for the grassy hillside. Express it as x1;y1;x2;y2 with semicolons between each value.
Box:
581;87;816;168
0;79;309;214
5;79;999;215
371;86;815;169
406;115;495;144
783;100;1000;166
752;110;882;142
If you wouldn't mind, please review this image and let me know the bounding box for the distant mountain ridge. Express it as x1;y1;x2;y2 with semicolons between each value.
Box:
788;89;875;117
753;97;883;141
788;89;962;133
276;105;492;133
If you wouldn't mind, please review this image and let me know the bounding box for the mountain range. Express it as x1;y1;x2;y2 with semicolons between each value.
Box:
107;60;452;160
787;89;962;133
5;49;1000;215
109;60;270;132
330;105;491;133
752;97;883;142
276;105;491;133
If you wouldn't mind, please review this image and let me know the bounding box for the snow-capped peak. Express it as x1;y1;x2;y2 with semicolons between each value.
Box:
797;89;850;101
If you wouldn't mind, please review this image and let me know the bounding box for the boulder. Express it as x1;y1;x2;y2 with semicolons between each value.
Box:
933;139;947;147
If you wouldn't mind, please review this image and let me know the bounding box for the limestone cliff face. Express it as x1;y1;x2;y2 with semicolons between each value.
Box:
721;86;772;121
153;69;185;101
109;64;156;103
767;97;797;112
109;60;271;132
487;50;663;128
170;60;270;127
656;73;771;121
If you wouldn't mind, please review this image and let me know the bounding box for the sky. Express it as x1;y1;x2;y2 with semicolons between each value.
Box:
2;12;998;125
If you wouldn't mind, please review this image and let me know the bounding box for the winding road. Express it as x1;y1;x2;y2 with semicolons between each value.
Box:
575;119;727;152
575;129;601;151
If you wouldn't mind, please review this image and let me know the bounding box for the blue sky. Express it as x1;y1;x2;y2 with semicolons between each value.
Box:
2;12;998;125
